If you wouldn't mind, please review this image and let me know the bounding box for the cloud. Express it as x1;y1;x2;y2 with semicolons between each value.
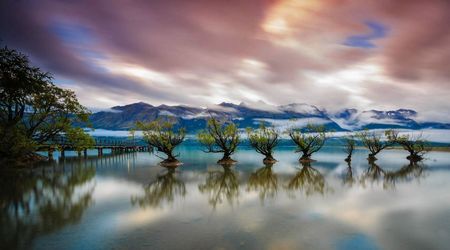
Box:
1;0;449;121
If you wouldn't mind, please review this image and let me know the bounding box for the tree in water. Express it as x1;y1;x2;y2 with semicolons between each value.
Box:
386;130;431;162
197;117;240;164
247;163;278;203
137;119;185;166
356;130;394;162
288;124;328;162
246;123;279;163
343;135;356;162
65;127;95;157
0;45;90;164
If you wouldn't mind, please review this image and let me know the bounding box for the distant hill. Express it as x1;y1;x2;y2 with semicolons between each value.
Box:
88;101;450;132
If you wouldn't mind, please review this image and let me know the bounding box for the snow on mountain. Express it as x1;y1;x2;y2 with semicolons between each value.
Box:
88;102;450;131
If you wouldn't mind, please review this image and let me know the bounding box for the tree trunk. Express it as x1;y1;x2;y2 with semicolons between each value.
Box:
218;151;236;164
299;152;313;162
263;154;277;164
160;151;182;166
407;153;423;162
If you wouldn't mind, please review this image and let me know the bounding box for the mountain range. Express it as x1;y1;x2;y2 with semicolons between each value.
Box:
88;102;450;132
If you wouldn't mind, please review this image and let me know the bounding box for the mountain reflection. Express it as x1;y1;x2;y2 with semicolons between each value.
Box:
0;166;96;250
198;164;239;208
247;163;278;203
285;162;328;197
131;166;186;208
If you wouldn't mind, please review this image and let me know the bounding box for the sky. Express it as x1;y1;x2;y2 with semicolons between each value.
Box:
1;0;450;122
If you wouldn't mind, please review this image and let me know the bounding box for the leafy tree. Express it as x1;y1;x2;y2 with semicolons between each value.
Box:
65;127;95;156
288;124;327;162
246;124;279;163
197;117;240;164
356;130;394;161
386;130;431;162
136;119;185;165
0;45;90;163
343;135;356;162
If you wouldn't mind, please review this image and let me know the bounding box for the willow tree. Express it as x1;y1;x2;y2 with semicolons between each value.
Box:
386;130;431;162
246;124;279;163
288;124;327;162
356;130;394;162
0;45;90;164
137;119;185;166
343;135;356;162
197;117;240;164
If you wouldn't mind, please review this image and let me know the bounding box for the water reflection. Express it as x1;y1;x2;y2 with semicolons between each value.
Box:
198;164;239;208
342;161;355;187
131;166;186;208
358;160;427;189
1;149;447;250
384;161;426;188
0;165;95;249
247;163;278;203
285;162;328;197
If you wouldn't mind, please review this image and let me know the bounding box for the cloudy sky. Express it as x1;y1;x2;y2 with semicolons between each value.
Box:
1;0;449;121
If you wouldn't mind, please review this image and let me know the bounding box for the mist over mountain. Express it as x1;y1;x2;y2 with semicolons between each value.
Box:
89;102;450;132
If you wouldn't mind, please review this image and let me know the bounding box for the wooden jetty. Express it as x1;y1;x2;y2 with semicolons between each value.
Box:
40;136;151;159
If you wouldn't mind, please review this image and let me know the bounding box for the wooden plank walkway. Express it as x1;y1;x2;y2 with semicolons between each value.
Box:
39;136;151;159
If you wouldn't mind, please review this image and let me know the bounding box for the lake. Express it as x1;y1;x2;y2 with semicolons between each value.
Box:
2;142;450;250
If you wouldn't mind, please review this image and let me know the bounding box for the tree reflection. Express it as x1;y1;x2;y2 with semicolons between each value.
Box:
131;166;186;208
198;164;239;208
384;161;426;188
343;161;355;187
285;162;327;197
0;166;96;249
360;160;386;187
247;163;278;203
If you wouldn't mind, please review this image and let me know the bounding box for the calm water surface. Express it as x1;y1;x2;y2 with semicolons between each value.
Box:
2;143;450;250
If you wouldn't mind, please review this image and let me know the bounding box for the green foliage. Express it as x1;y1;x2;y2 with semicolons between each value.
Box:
288;124;328;161
66;128;95;153
246;123;279;161
356;130;394;160
136;119;185;161
197;117;240;161
0;45;90;162
386;130;431;161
